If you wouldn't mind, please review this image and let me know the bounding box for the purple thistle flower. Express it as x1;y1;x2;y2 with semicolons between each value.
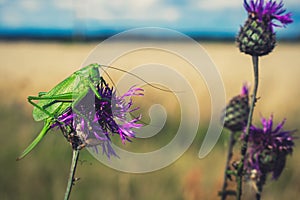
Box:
240;82;250;97
237;0;293;56
242;115;296;181
52;78;144;158
244;0;293;31
94;80;144;143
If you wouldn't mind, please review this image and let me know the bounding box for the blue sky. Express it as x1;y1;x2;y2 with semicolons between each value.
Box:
0;0;299;39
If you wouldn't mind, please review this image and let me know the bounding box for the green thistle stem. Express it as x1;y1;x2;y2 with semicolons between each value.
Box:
64;149;80;200
220;131;237;200
236;55;259;200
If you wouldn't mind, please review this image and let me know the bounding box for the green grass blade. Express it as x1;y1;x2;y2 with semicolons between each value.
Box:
16;119;52;161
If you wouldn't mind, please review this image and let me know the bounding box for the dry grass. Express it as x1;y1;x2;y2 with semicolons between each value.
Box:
0;41;299;199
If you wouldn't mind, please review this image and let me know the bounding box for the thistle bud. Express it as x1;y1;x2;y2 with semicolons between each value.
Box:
223;83;250;132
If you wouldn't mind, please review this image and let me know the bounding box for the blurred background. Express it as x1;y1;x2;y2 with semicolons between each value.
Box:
0;0;300;40
1;0;300;200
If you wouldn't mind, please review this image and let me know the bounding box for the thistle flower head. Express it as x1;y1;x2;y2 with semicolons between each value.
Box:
52;77;144;158
237;0;293;56
243;115;296;180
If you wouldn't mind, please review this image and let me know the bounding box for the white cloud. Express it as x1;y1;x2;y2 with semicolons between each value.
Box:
197;0;241;10
0;0;44;28
197;0;300;11
52;0;74;10
52;0;180;22
19;0;40;12
1;10;22;27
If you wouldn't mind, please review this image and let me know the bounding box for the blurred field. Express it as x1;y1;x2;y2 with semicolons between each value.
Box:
0;41;300;200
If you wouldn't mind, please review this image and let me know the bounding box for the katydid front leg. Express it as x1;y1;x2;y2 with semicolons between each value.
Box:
38;92;47;97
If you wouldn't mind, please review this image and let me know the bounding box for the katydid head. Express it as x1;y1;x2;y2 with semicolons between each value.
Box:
76;64;101;82
89;65;101;82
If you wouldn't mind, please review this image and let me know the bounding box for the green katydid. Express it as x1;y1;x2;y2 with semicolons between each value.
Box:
17;63;170;160
17;63;104;160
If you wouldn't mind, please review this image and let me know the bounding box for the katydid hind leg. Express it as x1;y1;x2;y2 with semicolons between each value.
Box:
17;119;53;160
